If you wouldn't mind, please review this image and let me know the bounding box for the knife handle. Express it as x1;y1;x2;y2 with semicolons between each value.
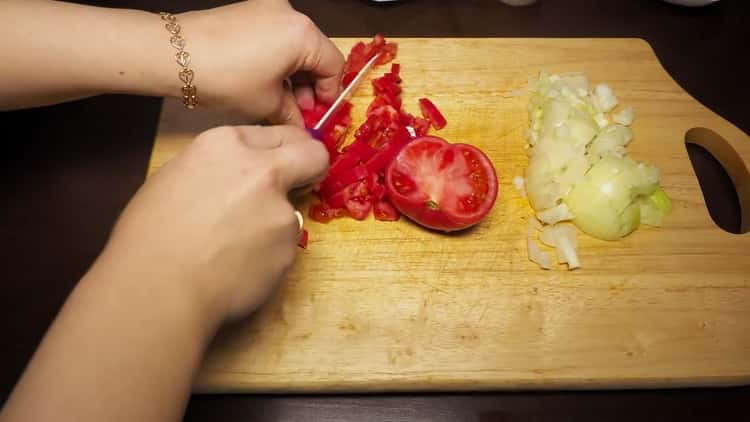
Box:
306;128;322;141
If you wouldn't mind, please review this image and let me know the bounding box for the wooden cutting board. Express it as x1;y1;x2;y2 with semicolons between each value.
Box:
149;38;750;392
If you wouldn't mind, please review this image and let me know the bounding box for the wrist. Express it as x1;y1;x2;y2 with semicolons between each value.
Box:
89;243;226;340
83;8;183;100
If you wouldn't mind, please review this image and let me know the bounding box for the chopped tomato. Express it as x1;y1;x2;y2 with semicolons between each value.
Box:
318;164;370;198
412;117;431;137
329;140;377;176
345;196;373;221
305;35;498;240
374;200;400;221
297;229;309;249
385;136;498;232
365;135;409;174
418;98;447;130
390;63;401;77
377;43;398;65
301;103;329;129
302;100;353;156
309;202;345;224
342;34;397;88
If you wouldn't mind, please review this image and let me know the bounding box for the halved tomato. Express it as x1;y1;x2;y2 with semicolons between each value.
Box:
385;136;498;232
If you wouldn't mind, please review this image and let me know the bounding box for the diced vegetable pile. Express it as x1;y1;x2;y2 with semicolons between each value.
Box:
302;35;448;226
522;71;672;270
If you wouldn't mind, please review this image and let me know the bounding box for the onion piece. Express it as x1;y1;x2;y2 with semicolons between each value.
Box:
613;106;634;126
527;237;552;270
536;203;574;225
592;83;618;112
539;223;580;269
526;218;551;270
640;187;672;226
527;216;543;232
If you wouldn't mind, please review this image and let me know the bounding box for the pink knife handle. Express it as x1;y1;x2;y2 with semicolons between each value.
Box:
307;128;322;141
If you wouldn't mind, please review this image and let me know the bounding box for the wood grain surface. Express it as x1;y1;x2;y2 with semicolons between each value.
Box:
149;38;750;392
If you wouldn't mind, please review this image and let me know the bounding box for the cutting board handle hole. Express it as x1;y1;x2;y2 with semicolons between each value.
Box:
685;127;749;234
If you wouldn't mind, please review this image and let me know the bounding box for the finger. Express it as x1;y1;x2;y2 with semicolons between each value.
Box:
294;84;315;111
290;73;315;111
301;32;345;105
288;184;315;201
268;126;329;191
269;89;304;127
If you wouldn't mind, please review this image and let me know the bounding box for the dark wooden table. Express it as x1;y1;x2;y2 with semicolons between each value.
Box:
2;0;748;420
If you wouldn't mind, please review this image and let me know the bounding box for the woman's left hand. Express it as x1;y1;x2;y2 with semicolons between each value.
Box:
179;0;345;125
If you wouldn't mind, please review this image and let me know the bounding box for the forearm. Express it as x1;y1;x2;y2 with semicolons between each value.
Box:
0;0;178;110
0;249;221;422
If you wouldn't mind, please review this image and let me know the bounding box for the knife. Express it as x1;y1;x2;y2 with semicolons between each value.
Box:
307;53;382;140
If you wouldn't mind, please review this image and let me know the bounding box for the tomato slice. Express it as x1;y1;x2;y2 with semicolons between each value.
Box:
418;98;447;130
385;136;498;232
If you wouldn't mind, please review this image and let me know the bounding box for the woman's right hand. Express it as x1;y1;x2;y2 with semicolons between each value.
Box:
100;125;328;324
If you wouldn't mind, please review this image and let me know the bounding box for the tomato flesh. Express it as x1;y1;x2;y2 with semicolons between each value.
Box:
385;136;498;232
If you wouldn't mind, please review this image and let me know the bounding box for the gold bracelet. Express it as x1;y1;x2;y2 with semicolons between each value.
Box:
159;12;197;109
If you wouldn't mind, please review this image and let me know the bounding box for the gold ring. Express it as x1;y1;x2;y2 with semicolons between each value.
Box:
294;210;304;232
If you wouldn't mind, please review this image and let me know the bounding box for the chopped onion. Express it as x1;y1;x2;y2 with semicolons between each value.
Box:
613;106;634;126
527;218;551;270
640;187;672;226
527;216;543;232
527;237;552;270
538;223;580;270
522;71;671;270
592;83;618;112
536;203;574;225
553;223;580;269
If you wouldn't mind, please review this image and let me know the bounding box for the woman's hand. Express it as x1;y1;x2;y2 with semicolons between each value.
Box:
179;0;345;125
0;0;343;120
103;125;329;322
1;126;328;422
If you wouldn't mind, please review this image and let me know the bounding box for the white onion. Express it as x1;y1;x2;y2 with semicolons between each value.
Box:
522;71;672;270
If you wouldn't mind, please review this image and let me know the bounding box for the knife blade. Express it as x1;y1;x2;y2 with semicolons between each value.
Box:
307;53;381;139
